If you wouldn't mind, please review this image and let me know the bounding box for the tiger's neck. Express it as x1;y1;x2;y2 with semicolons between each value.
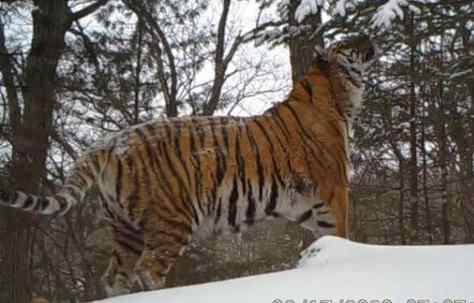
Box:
276;64;361;124
264;64;361;184
328;63;364;122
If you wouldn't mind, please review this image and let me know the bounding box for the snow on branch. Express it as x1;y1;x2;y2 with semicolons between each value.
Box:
295;0;324;23
0;0;37;11
334;0;348;17
371;0;421;30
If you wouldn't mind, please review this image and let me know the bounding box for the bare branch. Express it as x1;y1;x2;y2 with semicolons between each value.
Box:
71;0;109;21
124;0;179;117
203;0;239;116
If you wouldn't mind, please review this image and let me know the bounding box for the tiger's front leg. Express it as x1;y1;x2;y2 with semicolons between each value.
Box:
328;186;349;238
297;187;349;239
298;201;337;238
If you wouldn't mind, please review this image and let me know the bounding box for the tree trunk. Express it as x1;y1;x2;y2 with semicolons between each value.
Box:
2;2;72;302
286;0;323;245
407;12;418;242
399;160;406;244
287;0;323;84
421;98;432;244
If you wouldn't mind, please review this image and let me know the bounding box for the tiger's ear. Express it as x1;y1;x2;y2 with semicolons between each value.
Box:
311;45;329;70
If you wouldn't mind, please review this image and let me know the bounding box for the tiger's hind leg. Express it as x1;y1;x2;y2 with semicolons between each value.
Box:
101;226;144;297
135;215;192;291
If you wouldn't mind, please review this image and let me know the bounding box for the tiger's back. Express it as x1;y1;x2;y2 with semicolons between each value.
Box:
93;112;331;237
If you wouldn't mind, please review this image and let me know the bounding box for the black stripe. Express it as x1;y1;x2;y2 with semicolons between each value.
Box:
253;118;285;186
300;79;313;97
39;198;50;211
211;118;226;189
142;126;182;216
189;130;205;215
138;126;174;204
208;118;220;191
56;196;69;213
296;209;312;224
265;177;279;215
246;121;265;201
341;65;361;88
75;171;91;188
270;107;292;139
159;142;193;222
124;156;138;212
91;155;102;176
282;102;326;172
0;190;10;201
134;152;152;221
171;123;192;188
262;119;292;177
66;185;82;203
313;202;325;209
115;213;143;235
317;220;336;228
235;125;246;194
115;159;123;202
194;118;206;147
99;194;115;220
114;226;145;245
189;200;200;225
214;198;222;224
113;250;123;266
221;119;230;151
11;191;18;204
263;114;293;182
32;196;43;211
150;138;189;220
116;238;142;255
228;178;239;227
23;196;34;209
245;180;256;224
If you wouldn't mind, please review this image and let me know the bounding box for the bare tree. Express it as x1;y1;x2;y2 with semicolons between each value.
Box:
0;1;108;302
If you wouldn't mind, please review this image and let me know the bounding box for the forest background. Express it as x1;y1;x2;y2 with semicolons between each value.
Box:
0;0;473;302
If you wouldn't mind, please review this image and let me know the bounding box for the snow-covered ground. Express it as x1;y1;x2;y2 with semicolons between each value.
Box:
92;236;474;303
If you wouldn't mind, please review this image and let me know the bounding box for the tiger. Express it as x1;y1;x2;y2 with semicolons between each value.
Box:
0;35;377;297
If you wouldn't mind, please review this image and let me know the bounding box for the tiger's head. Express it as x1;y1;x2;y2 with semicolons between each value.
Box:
325;34;378;87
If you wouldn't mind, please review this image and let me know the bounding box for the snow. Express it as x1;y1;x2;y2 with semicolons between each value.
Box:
295;0;324;23
371;0;420;29
0;1;37;11
335;0;347;17
92;236;474;303
295;0;421;29
372;0;407;29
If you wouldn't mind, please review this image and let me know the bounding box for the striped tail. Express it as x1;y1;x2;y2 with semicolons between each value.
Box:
0;161;95;216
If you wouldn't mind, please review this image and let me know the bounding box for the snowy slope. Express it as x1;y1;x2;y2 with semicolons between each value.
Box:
92;236;474;303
